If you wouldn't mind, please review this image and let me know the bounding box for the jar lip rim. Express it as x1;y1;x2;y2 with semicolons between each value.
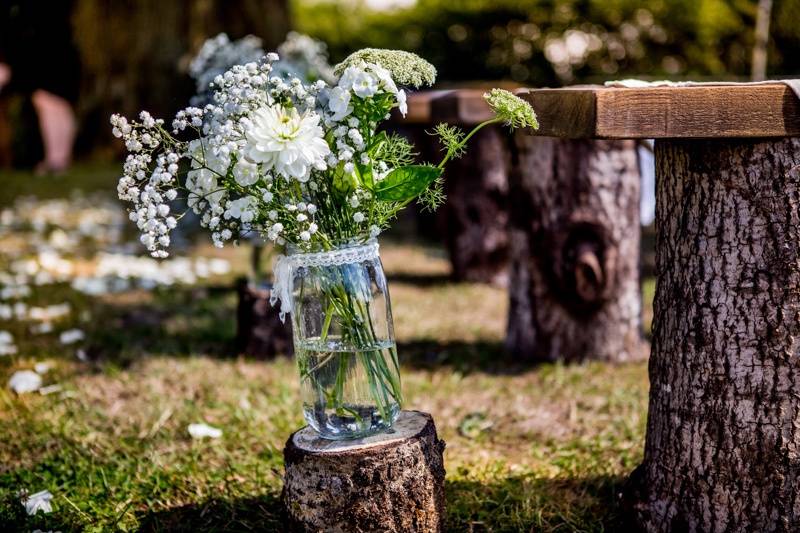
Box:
286;237;378;256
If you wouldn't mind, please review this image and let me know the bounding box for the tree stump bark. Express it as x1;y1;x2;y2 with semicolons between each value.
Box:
235;278;292;358
630;138;800;531
282;410;446;533
440;125;511;286
506;135;647;362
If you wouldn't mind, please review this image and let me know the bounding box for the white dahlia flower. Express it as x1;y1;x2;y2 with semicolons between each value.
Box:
244;105;330;182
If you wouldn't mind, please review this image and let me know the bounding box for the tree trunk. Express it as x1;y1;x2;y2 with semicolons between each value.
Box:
631;138;800;531
282;411;446;533
235;278;292;358
506;135;646;362
440;125;511;286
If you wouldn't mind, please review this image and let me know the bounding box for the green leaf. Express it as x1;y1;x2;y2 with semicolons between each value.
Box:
375;165;443;202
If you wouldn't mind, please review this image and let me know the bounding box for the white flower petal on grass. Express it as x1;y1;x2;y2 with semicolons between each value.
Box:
188;422;223;439
9;370;42;394
22;489;53;515
0;330;16;356
59;329;85;345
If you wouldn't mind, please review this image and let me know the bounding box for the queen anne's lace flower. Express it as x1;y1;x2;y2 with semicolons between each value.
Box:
334;49;436;88
245;105;330;182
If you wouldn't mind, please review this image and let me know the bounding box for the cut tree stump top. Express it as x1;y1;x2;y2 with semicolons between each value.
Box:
417;84;800;139
289;410;433;455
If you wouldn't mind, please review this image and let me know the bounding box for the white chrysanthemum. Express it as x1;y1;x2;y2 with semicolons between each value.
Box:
245;105;330;182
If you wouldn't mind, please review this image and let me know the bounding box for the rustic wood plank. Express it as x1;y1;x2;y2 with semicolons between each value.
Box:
521;84;800;139
393;90;455;124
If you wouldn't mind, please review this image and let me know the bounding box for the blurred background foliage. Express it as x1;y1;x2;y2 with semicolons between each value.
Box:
294;0;800;85
6;0;800;159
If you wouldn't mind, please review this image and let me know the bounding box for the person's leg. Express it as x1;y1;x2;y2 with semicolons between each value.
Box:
31;89;76;173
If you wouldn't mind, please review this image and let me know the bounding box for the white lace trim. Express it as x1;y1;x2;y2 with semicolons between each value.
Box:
270;241;380;322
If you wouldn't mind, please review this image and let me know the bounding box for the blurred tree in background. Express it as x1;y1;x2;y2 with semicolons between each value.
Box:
294;0;800;86
72;0;289;152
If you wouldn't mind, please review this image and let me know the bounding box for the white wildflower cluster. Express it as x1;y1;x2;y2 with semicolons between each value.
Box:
188;32;335;107
188;33;265;106
113;49;532;257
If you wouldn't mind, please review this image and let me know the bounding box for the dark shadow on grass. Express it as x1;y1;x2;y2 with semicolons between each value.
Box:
83;284;243;366
445;473;629;532
135;494;284;533
397;339;527;375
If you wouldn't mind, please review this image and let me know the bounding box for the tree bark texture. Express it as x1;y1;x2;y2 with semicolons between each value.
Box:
235;278;292;358
282;410;446;533
440;125;511;286
632;138;800;532
506;135;646;362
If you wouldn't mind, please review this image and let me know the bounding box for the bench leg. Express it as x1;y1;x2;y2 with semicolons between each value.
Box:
506;135;647;362
632;137;800;531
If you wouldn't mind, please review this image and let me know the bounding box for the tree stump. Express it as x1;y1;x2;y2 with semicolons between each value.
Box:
440;125;511;286
235;278;292;358
506;135;647;362
630;137;800;531
282;410;446;533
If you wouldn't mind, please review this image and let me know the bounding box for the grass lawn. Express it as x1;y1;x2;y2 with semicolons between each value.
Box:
0;163;652;532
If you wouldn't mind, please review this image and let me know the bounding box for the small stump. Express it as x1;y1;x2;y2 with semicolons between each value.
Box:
282;410;446;533
235;278;292;358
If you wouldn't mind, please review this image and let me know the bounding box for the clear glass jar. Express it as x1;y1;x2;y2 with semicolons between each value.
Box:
288;239;402;440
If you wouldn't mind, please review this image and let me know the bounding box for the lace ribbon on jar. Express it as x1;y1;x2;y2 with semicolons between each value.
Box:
271;240;380;321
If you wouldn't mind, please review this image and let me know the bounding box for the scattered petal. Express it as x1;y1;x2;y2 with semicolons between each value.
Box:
188;422;223;439
8;370;42;394
34;362;51;374
22;489;53;515
59;329;85;345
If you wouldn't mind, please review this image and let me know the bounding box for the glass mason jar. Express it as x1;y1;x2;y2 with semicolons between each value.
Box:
286;239;402;440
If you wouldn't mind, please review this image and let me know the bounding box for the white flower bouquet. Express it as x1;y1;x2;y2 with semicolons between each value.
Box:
112;48;537;438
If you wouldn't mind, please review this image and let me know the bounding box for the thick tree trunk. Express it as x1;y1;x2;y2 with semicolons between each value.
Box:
282;411;446;533
440;125;511;286
506;135;646;362
235;278;292;358
631;138;800;531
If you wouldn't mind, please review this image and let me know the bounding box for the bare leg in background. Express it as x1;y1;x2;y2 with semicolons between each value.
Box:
31;89;76;174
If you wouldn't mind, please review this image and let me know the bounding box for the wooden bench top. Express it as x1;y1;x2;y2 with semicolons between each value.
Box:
403;84;800;139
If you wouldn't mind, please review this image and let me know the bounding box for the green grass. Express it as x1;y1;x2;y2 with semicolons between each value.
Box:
0;162;652;532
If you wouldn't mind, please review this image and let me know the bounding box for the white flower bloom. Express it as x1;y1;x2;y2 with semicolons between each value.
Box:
233;159;260;187
352;70;379;98
226;197;256;222
328;87;353;121
353;212;365;223
244;105;330;182
396;89;408;117
188;422;223;439
370;63;398;94
299;231;311;241
9;371;42;394
22;490;53;515
369;225;381;238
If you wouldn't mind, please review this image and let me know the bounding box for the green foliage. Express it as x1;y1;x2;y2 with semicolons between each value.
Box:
294;0;800;84
431;123;467;159
372;132;417;169
374;165;443;202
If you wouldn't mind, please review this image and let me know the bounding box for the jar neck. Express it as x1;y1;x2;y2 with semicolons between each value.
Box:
286;238;378;257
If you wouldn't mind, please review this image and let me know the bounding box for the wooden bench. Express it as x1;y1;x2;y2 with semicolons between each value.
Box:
502;83;799;530
412;89;647;363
